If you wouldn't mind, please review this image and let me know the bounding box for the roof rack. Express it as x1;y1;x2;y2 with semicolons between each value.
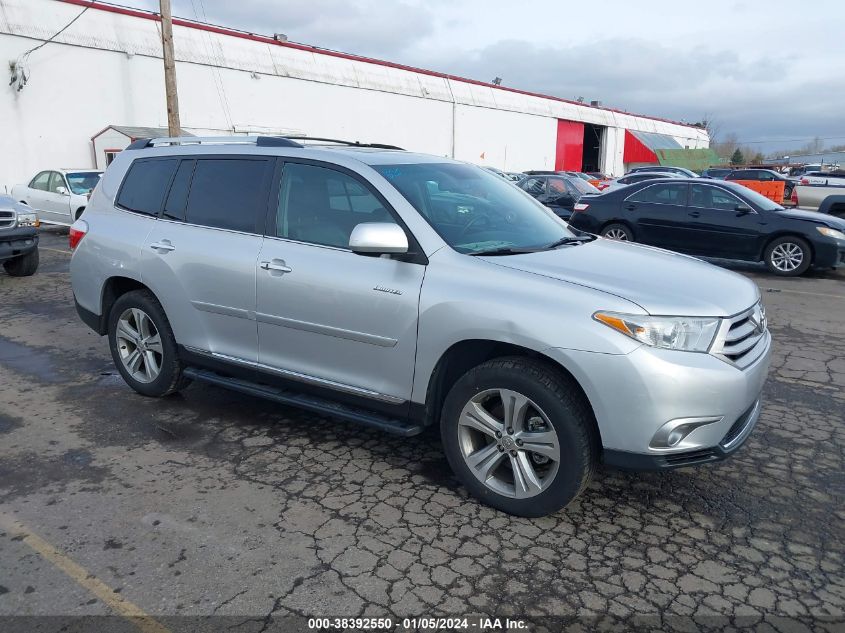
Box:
284;136;405;150
125;135;304;150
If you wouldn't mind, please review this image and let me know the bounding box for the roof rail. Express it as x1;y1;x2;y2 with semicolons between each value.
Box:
125;135;304;150
285;136;405;150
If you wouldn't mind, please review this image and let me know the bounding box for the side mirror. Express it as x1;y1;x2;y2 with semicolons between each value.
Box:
349;222;408;255
735;205;753;216
56;186;68;196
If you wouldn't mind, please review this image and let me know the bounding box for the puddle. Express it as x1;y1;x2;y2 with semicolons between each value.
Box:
0;335;63;383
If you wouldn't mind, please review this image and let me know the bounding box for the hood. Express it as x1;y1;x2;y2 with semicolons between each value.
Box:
775;209;845;230
481;239;760;317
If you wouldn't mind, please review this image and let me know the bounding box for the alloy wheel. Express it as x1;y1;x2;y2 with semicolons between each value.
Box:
116;308;163;383
604;228;629;241
457;389;560;499
770;242;804;272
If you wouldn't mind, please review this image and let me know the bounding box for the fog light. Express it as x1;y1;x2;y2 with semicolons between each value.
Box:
650;416;722;450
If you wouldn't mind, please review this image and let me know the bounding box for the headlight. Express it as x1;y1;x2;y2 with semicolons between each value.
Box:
817;226;845;240
594;311;721;352
15;212;38;227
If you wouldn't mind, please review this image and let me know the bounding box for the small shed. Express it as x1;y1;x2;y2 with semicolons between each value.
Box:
91;125;194;169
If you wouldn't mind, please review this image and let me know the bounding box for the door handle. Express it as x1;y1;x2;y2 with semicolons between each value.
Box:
688;211;701;218
625;204;637;211
149;240;175;252
259;260;292;273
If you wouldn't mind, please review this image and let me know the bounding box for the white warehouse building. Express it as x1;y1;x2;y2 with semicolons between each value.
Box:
0;0;713;192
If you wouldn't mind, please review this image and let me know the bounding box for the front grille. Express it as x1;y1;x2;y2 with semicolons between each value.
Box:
0;210;14;228
710;303;768;369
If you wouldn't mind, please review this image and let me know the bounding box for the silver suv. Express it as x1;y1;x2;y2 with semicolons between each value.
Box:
70;136;772;517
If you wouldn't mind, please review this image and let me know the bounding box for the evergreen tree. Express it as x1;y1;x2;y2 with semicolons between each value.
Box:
730;149;745;165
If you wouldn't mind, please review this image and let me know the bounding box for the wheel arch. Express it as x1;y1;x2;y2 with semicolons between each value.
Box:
599;219;636;239
96;276;154;335
421;339;603;447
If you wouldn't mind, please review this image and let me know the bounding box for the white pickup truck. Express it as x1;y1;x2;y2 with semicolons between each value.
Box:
11;169;102;226
792;172;845;217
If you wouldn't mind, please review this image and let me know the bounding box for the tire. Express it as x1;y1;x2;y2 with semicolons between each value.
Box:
107;290;190;397
764;236;812;276
3;249;39;277
440;357;597;517
600;223;633;241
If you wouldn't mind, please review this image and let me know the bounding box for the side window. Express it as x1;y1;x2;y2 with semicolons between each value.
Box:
276;163;396;248
162;160;194;221
547;178;568;194
690;184;744;210
116;159;178;216
628;183;688;206
520;177;546;196
48;172;67;193
756;171;774;181
30;171;50;191
184;158;272;233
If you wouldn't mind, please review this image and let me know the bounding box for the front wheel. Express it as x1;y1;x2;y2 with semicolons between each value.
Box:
108;290;190;397
440;357;597;517
3;249;39;277
600;223;633;241
764;236;811;276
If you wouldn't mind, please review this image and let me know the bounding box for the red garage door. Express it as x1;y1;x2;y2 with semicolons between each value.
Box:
555;120;584;171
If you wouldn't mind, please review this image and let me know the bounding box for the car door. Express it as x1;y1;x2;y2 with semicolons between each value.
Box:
623;182;691;249
22;171;51;218
541;177;576;217
139;156;273;363
255;160;425;405
43;172;73;223
685;183;762;258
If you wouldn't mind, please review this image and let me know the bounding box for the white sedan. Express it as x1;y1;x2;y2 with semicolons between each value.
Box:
12;169;102;225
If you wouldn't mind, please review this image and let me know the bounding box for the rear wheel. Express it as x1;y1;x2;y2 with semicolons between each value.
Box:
764;236;811;276
440;357;597;517
601;223;633;241
108;290;190;397
3;249;39;277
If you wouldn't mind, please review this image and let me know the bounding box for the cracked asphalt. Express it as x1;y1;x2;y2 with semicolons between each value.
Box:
0;227;843;631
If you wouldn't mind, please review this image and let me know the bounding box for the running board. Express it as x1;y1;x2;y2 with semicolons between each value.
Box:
182;367;424;437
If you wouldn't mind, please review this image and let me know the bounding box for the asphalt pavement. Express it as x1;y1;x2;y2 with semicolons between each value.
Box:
0;226;843;632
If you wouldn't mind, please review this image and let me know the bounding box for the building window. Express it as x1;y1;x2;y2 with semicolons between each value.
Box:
105;149;121;166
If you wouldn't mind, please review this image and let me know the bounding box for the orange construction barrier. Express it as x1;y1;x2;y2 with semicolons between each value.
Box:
731;180;785;204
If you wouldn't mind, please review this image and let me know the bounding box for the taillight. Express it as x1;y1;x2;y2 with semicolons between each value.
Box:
69;219;88;250
800;178;809;185
791;188;799;206
573;202;590;212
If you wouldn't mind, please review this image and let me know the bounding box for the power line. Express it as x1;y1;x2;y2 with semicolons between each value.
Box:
20;1;93;60
735;135;845;145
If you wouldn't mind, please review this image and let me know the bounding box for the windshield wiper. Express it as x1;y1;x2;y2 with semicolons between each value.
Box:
469;246;543;256
545;235;596;249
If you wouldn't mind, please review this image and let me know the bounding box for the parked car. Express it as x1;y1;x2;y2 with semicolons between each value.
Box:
725;168;794;199
585;172;608;180
504;172;527;182
701;168;733;180
0;195;39;276
600;171;684;193
70;136;771;517
568;178;845;276
627;166;699;178
792;174;845;217
516;174;599;219
12;169;103;225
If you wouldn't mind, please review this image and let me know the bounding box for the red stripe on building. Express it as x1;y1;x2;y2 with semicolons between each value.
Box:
623;130;658;164
555;120;584;171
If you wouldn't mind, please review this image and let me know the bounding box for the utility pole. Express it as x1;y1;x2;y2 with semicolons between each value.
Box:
159;0;181;136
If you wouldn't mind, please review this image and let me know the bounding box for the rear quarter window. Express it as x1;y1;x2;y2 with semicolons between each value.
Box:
116;159;179;216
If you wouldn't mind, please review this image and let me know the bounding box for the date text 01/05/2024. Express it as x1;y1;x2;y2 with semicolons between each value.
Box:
306;617;529;631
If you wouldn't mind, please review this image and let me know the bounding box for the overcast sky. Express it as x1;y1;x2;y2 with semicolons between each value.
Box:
120;0;845;155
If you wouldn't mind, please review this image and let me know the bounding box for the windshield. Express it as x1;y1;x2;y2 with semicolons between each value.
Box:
721;181;783;211
374;162;575;254
66;172;102;195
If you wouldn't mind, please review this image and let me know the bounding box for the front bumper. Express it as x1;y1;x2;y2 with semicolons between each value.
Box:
813;238;845;269
0;227;38;262
548;331;772;469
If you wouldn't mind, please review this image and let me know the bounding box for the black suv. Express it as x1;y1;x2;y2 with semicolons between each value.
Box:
725;169;794;198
